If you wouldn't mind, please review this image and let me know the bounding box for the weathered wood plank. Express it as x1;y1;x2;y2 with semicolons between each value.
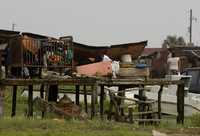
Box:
0;78;97;86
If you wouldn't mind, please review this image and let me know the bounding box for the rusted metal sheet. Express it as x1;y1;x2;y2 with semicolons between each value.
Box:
76;61;112;76
73;41;147;65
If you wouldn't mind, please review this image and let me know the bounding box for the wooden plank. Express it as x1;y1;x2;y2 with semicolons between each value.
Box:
0;78;97;86
99;78;184;86
27;85;33;117
177;83;185;124
83;85;88;113
100;85;104;119
158;85;163;119
75;85;80;105
11;85;17;117
113;95;155;104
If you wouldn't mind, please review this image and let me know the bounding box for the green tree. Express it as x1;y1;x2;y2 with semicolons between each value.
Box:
162;35;186;48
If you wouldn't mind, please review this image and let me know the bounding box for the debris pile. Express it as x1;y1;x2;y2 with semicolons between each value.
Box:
34;95;87;119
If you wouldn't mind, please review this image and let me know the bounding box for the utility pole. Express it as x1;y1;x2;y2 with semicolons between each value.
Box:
12;23;16;31
189;9;192;43
189;9;197;45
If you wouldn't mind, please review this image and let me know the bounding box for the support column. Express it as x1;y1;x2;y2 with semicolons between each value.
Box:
28;85;33;117
48;85;58;102
138;85;145;124
177;83;185;124
118;86;125;116
100;85;104;119
91;83;98;119
83;85;88;113
158;85;163;119
75;85;80;105
0;86;4;117
40;84;45;118
11;85;17;117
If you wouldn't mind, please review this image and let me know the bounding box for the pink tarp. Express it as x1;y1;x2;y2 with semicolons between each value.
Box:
76;61;112;76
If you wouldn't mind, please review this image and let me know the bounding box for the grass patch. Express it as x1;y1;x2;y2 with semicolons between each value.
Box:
0;118;151;136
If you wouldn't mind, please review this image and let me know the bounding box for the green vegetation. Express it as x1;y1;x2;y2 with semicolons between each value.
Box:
1;87;200;136
0;118;152;136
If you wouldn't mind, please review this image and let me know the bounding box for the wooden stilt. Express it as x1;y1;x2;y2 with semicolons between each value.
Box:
128;107;133;123
177;83;185;124
91;83;97;119
48;85;58;102
75;85;80;105
28;85;33;117
100;85;104;119
118;86;125;116
0;86;4;117
138;85;145;124
158;85;163;119
107;99;113;120
11;85;17;117
40;84;45;118
83;85;88;113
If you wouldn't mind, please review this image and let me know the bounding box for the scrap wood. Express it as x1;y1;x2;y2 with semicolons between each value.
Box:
34;96;87;119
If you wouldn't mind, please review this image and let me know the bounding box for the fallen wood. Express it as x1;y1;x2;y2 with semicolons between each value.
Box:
34;95;87;119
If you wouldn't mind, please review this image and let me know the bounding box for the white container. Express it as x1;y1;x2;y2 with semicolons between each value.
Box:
121;54;132;63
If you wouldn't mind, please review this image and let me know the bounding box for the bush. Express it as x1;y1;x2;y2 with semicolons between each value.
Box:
190;113;200;127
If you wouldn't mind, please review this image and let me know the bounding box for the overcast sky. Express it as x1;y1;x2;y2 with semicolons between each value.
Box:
1;0;200;47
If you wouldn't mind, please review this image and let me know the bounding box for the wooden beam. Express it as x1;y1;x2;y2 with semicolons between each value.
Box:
75;85;80;105
27;85;33;117
177;83;185;124
11;85;17;117
158;85;163;119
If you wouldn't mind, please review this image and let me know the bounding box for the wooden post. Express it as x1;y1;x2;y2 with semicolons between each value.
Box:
83;85;88;113
40;84;45;118
107;99;113;120
75;85;80;105
138;85;145;124
28;85;33;117
158;85;163;119
118;86;125;116
91;83;98;119
0;86;4;117
177;83;185;124
48;85;58;102
11;85;17;117
100;85;104;119
128;107;133;123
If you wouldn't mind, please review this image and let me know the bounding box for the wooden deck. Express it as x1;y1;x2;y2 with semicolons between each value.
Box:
0;77;185;124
